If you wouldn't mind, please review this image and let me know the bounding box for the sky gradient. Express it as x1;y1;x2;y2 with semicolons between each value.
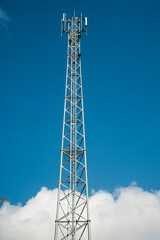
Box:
0;0;160;205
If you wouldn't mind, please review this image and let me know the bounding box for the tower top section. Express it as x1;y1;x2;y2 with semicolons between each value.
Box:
61;12;87;36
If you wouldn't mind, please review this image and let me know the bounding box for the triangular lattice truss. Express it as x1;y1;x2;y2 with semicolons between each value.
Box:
54;13;91;240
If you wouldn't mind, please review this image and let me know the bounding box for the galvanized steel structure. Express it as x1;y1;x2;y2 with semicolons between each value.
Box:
54;12;91;240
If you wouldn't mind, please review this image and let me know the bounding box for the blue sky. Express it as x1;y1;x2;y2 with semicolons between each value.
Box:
0;0;160;205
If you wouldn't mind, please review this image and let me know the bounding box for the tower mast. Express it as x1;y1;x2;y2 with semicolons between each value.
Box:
54;12;90;240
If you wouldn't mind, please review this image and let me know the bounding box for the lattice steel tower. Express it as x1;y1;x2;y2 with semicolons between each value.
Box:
54;12;91;240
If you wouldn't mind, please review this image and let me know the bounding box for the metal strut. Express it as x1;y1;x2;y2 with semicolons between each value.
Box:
54;13;90;240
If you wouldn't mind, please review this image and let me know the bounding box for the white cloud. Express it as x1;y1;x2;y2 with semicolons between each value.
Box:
0;185;160;240
90;185;160;240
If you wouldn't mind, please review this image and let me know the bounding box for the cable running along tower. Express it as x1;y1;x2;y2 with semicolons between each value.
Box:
54;13;91;240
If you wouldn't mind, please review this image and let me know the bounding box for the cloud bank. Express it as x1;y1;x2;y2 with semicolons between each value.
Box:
0;185;160;240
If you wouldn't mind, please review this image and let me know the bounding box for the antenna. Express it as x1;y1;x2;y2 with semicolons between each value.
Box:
61;13;67;36
61;12;87;36
85;17;88;35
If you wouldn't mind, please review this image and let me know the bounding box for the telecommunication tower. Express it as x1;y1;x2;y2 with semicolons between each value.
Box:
54;12;91;240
